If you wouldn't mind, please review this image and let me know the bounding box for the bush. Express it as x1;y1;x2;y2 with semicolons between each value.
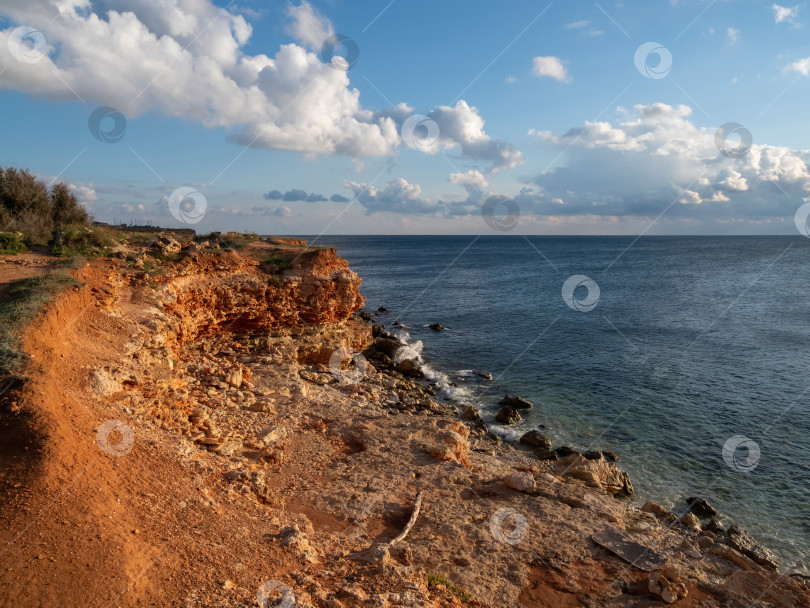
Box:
0;232;27;254
50;225;124;257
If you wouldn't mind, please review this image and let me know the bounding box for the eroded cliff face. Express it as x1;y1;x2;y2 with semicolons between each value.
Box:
156;246;366;343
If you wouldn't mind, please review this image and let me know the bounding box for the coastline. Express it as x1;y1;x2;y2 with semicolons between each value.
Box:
0;232;807;607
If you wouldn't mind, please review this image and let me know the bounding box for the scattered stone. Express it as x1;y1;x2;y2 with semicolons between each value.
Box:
88;368;120;397
519;430;552;450
498;394;534;409
225;367;242;388
260;426;287;446
495;405;521;425
727;525;779;569
503;472;536;493
705;517;726;535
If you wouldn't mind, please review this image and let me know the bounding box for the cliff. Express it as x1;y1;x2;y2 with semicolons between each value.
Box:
0;234;807;608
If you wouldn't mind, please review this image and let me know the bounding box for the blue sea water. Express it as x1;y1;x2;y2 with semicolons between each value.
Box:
309;235;810;568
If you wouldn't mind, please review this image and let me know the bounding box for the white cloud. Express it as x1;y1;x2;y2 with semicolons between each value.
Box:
525;103;810;221
531;56;570;82
773;4;799;24
565;20;590;29
0;0;522;168
284;1;333;51
788;57;810;75
727;27;739;44
449;170;488;191
342;178;437;214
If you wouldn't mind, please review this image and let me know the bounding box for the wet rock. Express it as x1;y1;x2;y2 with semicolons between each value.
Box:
372;337;400;358
377;306;387;313
705;517;726;535
641;501;677;525
727;525;779;569
679;512;702;533
519;430;552;450
428;323;447;332
534;447;558;461
461;405;481;421
498;394;534;409
503;472;536;493
686;496;717;519
396;359;420;375
582;450;603;460
357;311;375;321
495;405;521;425
554;446;579;457
601;450;619;462
472;370;493;381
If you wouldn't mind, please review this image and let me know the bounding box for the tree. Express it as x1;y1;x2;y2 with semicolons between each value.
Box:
50;182;89;226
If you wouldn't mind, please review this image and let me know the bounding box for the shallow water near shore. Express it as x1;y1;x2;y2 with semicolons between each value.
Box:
306;235;810;568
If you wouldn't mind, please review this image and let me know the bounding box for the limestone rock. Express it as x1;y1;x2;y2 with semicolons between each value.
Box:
555;453;634;496
727;525;778;569
499;394;534;409
503;472;536;493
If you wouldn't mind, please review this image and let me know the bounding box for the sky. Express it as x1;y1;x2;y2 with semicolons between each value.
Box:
0;0;809;235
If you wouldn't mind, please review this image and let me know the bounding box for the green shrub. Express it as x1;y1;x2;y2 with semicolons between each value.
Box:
50;225;124;257
0;232;27;254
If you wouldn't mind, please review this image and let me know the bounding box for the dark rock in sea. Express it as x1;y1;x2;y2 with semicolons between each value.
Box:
534;447;558;461
373;337;400;357
358;311;375;321
377;306;388;313
582;450;604;460
498;394;534;409
601;450;619;462
686;496;718;519
472;370;493;381
727;525;779;570
519;430;552;450
371;324;387;337
428;323;447;332
705;518;726;535
555;446;580;457
495;405;521;425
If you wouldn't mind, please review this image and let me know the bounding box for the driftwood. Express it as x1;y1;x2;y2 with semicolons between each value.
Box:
388;491;423;547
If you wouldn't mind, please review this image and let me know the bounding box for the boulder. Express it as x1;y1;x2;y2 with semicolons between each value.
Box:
428;323;447;332
555;453;634;496
686;496;717;519
495;405;521;425
461;405;481;421
498;394;534;409
372;337;400;358
727;525;779;569
555;446;579;457
640;501;677;525
472;370;493;381
534;447;558;461
396;358;420;375
225;367;243;388
519;430;552;450
582;450;603;460
601;450;619;462
679;512;702;533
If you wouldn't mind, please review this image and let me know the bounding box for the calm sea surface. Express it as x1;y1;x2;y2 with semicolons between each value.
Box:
307;235;810;568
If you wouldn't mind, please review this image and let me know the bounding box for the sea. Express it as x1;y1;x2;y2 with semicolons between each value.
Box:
306;235;810;569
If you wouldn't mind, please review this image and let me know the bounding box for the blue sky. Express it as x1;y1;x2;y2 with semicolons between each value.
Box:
1;0;809;234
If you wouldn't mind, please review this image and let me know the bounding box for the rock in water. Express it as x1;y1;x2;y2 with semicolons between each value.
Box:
727;525;779;569
498;394;534;409
519;430;552;450
495;405;521;425
461;405;481;421
686;496;717;518
472;370;493;381
428;323;447;332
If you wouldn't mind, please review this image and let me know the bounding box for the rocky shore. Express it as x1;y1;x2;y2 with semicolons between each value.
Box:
0;232;807;607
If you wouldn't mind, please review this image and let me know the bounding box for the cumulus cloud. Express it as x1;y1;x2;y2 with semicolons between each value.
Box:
448;170;489;191
532;56;570;82
330;194;350;203
525;103;810;220
0;0;522;168
727;27;739;44
341;178;437;214
773;4;799;24
400;101;525;172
